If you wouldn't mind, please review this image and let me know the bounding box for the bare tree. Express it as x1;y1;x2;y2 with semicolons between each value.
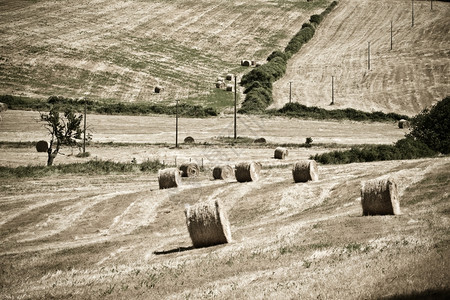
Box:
40;106;83;166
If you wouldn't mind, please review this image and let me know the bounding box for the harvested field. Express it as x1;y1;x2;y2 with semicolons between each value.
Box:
273;0;450;116
0;109;449;299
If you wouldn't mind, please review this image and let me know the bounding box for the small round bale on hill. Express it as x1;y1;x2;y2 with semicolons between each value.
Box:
241;60;251;67
158;168;181;189
184;136;195;144
179;163;200;177
185;199;232;248
361;176;400;215
235;162;261;182
36;140;48;153
212;165;233;180
254;137;266;144
154;86;164;93
398;119;410;129
226;74;233;81
274;147;288;159
292;160;319;183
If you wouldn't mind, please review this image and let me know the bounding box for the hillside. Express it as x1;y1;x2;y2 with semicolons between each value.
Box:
273;0;450;116
0;0;332;104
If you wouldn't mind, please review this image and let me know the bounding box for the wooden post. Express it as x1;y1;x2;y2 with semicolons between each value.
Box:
234;75;237;140
289;81;292;103
83;99;87;153
176;100;179;148
331;76;335;105
431;0;433;10
412;0;415;27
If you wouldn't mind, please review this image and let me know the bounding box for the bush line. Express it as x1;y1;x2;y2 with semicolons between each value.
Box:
269;102;409;122
311;137;437;164
239;1;338;114
0;159;167;178
0;95;218;118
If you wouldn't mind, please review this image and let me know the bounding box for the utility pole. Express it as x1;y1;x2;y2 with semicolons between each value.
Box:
412;0;415;27
431;0;433;10
234;75;237;140
83;99;87;153
331;76;335;105
289;81;292;103
368;41;371;70
390;21;393;50
175;99;179;148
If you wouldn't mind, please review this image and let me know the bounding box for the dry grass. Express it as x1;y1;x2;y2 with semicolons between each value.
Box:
0;157;448;299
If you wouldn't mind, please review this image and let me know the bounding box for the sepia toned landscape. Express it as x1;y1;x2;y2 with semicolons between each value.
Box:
0;0;449;299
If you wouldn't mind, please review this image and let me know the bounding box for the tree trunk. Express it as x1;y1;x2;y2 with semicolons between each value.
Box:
47;148;57;166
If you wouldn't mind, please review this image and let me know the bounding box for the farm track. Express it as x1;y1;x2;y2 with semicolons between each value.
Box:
273;0;450;116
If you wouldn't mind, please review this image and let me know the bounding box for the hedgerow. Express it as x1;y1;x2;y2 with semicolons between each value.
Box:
271;102;409;122
0;94;218;118
239;1;338;114
312;137;436;164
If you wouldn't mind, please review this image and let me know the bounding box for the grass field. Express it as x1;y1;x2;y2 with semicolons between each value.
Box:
0;0;449;298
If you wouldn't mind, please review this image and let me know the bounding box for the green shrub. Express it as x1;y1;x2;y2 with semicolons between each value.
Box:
0;94;218;118
0;159;166;178
309;14;323;25
312;137;436;165
284;26;315;58
273;102;409;122
407;96;450;154
267;50;288;62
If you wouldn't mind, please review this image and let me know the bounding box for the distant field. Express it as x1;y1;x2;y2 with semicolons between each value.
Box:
0;0;331;105
273;0;450;116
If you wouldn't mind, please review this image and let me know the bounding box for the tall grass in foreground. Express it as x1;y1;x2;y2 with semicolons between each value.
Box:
0;159;166;178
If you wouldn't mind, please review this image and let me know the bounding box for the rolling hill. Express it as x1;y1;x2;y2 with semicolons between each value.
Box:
0;0;332;105
273;0;450;116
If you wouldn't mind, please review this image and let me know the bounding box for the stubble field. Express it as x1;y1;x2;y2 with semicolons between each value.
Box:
0;111;449;299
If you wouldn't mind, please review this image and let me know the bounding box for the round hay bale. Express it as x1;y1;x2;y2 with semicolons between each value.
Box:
274;147;288;159
216;81;225;89
217;77;224;82
212;165;233;180
36;140;48;153
226;84;233;92
158;168;181;189
361;177;400;215
154;86;164;93
0;102;7;112
292;160;319;183
184;136;195;144
226;74;233;81
241;60;251;67
398;119;410;129
179;163;200;177
185;199;232;248
254;137;266;144
235;162;261;182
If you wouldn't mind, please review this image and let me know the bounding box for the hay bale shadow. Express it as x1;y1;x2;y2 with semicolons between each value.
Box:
153;246;194;255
